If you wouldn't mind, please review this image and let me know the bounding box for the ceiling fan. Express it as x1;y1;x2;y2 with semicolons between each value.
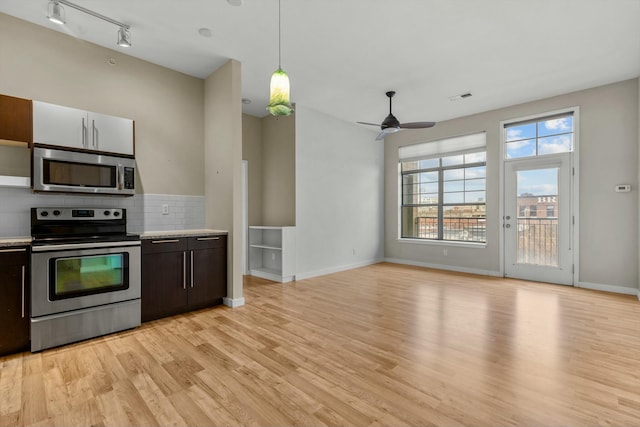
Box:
358;91;436;140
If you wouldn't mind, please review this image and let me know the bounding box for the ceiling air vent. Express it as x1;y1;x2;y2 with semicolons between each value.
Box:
449;92;473;101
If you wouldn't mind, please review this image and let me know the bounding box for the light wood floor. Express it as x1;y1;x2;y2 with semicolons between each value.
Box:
2;263;640;426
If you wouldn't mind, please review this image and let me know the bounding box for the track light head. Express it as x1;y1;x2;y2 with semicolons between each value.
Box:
47;0;65;25
117;26;131;47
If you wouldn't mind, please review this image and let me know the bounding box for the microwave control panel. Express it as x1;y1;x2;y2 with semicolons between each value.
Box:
123;167;135;190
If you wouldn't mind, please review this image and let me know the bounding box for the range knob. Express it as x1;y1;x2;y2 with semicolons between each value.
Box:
40;211;49;217
113;211;120;217
104;210;111;216
53;210;61;216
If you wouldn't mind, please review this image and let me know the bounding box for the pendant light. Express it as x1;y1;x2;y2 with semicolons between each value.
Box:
267;0;293;116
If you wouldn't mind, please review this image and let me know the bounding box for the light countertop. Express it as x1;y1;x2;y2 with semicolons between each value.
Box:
139;229;228;239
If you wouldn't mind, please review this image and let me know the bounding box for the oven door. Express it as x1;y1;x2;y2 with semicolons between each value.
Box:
31;241;141;317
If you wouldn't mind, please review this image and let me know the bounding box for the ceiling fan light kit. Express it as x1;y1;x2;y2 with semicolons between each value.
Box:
267;0;293;116
358;91;436;140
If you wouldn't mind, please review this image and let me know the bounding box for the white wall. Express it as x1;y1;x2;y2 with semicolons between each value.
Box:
385;78;639;292
295;105;384;279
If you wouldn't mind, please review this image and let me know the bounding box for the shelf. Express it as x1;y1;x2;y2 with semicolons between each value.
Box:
249;244;282;251
248;226;295;283
0;175;30;188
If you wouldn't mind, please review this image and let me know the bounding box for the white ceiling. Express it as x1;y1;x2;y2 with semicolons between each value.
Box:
1;0;639;128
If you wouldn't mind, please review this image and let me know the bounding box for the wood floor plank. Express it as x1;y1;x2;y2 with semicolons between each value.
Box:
1;263;639;426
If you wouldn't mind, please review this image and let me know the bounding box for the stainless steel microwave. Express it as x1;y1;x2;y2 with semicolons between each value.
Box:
32;147;135;196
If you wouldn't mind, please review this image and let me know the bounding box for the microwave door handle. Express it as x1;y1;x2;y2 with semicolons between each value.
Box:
117;165;124;190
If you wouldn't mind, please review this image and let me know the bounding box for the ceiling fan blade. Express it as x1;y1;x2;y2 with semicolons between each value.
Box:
399;121;436;129
357;121;381;127
375;131;386;141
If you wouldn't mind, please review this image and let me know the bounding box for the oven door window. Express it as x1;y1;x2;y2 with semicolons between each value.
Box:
49;253;129;300
43;159;116;188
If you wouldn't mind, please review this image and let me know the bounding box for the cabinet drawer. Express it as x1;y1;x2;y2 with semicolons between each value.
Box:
188;235;227;250
142;238;187;254
0;247;28;266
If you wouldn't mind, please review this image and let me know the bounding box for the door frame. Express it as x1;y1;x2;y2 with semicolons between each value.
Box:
499;106;580;285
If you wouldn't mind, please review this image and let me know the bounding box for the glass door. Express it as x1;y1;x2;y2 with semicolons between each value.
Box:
504;154;572;285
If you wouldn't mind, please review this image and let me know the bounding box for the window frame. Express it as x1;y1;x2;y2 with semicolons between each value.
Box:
399;143;487;245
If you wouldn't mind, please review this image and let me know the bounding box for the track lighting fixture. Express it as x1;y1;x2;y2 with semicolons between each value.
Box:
46;0;132;48
117;27;131;48
47;1;65;25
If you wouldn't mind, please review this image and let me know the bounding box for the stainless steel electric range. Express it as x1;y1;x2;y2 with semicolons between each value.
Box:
30;207;141;352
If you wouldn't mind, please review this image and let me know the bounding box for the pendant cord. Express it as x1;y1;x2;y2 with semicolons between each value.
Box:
278;0;282;68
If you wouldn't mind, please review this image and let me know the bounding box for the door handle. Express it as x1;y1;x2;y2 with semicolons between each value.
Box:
182;251;187;290
82;117;87;148
21;265;25;319
151;239;180;244
190;251;194;288
196;237;220;241
92;120;97;149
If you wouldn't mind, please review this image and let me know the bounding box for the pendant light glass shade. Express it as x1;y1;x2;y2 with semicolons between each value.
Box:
267;0;293;116
267;67;293;116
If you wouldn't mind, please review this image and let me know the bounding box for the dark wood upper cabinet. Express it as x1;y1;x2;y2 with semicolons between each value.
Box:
0;94;32;145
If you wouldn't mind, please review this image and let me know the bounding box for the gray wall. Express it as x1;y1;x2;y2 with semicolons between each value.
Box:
242;114;263;226
204;60;244;302
385;78;639;291
262;113;296;226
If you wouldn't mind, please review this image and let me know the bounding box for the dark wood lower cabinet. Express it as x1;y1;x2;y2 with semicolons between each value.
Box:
141;235;227;322
0;247;30;356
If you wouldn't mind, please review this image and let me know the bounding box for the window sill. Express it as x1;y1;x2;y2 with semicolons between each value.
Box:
397;238;487;249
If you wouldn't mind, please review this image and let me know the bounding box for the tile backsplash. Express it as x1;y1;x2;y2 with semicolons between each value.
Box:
0;187;205;237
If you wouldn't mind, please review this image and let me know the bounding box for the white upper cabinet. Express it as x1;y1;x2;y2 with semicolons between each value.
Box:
33;102;86;150
33;101;134;156
87;111;134;156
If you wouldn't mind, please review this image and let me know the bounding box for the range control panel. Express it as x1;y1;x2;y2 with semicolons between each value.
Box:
35;208;124;221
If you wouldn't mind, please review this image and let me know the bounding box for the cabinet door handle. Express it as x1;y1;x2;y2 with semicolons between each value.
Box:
21;265;25;319
0;248;27;253
151;239;180;244
196;237;220;241
82;117;87;148
190;251;194;288
92;120;97;149
182;251;187;290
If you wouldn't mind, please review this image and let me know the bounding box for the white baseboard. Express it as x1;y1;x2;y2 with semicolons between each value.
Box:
576;281;639;296
222;297;245;308
384;257;502;277
295;258;383;281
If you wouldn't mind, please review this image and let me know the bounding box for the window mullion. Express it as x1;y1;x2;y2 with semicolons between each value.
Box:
438;168;444;240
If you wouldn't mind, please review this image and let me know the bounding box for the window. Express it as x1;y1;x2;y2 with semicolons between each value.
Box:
505;112;574;159
529;205;537;217
519;205;526;217
399;132;486;243
546;205;555;217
